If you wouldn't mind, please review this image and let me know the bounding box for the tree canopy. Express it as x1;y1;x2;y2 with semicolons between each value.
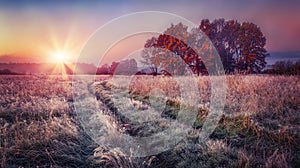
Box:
141;19;269;75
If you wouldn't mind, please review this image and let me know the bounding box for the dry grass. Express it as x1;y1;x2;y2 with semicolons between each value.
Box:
0;75;96;167
0;74;299;167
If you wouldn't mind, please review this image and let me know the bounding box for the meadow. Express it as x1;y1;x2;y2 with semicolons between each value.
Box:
0;74;299;167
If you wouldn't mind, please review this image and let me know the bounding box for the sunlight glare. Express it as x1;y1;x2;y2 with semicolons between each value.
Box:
53;51;68;63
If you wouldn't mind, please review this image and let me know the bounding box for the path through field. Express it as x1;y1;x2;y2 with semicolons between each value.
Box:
1;75;299;167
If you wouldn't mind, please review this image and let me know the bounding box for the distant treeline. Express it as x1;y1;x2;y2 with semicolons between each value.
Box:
96;59;139;75
0;60;298;76
0;69;21;75
264;60;300;75
0;63;97;75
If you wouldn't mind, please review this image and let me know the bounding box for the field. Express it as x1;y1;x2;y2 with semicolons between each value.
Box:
0;74;299;167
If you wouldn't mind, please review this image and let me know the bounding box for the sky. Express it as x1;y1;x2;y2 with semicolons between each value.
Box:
0;0;299;64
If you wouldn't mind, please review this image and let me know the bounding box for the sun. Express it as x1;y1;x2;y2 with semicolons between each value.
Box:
53;51;68;63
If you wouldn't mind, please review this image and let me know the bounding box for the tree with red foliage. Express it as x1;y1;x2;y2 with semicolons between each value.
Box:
142;19;268;75
199;19;268;73
142;23;209;76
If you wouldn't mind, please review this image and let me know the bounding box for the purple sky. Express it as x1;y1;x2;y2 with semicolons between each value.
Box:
0;0;299;63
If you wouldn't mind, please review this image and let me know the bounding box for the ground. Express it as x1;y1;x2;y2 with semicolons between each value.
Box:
0;75;299;167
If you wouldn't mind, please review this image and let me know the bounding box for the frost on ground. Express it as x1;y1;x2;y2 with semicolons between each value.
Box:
0;75;299;167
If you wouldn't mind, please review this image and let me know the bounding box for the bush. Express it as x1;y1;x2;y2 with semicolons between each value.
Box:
267;60;300;75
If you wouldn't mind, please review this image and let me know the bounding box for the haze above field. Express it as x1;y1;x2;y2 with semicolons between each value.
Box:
0;0;300;64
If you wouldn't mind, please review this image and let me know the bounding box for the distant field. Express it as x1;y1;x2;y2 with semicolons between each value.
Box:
0;75;299;167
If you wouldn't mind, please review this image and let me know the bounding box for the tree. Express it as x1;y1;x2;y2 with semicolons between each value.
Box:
141;23;209;76
199;19;236;73
97;64;110;74
141;37;161;75
110;61;120;74
113;59;138;75
268;60;300;75
199;19;268;73
235;22;268;73
142;19;268;75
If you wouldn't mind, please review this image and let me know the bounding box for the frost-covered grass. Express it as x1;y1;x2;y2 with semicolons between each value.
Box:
0;75;299;167
0;75;96;167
